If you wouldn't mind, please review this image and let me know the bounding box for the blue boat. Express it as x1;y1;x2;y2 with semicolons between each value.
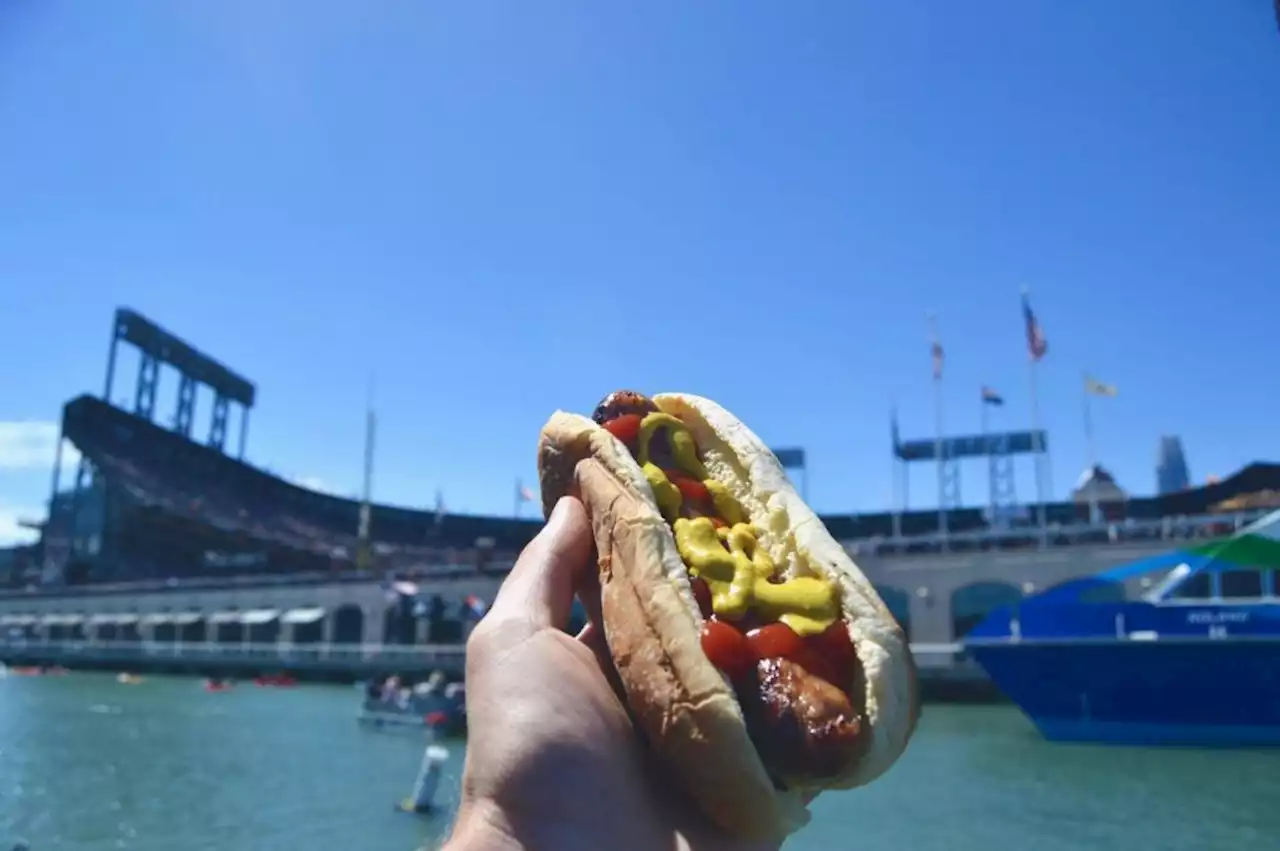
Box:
965;509;1280;746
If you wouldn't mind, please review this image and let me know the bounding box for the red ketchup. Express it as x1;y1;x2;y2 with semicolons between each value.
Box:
806;621;858;690
699;619;755;682
745;623;805;661
602;414;642;446
699;614;858;698
599;412;640;445
666;472;710;504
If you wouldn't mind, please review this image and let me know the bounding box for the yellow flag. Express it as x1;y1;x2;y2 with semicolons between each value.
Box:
1084;375;1117;397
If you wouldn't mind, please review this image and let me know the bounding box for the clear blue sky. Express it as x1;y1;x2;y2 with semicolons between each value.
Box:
1;2;1278;541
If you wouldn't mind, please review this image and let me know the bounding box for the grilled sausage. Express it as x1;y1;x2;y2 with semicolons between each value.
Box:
592;390;659;425
742;657;867;783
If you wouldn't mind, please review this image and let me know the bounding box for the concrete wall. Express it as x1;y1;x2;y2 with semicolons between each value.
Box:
0;577;507;646
852;540;1173;644
0;540;1175;648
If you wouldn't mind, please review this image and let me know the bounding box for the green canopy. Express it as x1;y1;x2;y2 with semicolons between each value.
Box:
1188;508;1280;571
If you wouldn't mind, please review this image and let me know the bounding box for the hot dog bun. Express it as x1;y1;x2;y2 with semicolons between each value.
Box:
537;393;919;840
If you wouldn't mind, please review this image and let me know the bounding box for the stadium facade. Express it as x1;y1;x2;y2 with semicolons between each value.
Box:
3;309;1280;678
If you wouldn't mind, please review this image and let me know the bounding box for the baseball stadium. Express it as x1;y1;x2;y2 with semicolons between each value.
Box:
1;308;1279;692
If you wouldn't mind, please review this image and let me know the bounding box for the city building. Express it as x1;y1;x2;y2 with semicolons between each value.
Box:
1156;435;1191;495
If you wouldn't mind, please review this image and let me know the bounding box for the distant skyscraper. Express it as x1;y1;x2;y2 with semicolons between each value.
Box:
1156;436;1191;495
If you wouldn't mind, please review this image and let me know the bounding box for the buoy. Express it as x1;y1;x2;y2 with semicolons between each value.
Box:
398;741;450;814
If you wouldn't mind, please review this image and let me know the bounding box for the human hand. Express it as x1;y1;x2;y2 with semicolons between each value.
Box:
443;496;784;851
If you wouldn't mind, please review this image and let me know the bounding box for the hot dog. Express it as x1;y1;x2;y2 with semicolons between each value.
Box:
537;391;920;839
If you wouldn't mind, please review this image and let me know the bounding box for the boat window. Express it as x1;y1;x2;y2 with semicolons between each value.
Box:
1169;572;1212;600
1078;581;1127;604
1219;569;1263;599
950;581;1022;638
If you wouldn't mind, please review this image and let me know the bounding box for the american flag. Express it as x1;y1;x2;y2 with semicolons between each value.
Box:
1021;291;1047;361
514;479;536;517
981;386;1004;406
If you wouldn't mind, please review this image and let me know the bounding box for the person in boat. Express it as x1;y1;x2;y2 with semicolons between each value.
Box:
441;498;775;851
422;670;446;694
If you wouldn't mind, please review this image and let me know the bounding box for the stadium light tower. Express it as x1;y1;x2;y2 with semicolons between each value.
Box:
44;309;259;585
62;308;257;509
100;309;256;455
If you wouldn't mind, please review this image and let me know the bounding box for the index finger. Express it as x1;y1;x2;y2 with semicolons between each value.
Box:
484;496;595;634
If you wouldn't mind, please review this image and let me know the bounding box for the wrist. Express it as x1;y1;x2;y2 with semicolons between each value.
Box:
442;800;524;851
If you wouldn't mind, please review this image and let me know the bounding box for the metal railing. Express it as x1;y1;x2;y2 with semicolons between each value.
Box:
0;638;467;669
848;508;1272;556
0;561;518;600
0;638;962;666
9;509;1270;602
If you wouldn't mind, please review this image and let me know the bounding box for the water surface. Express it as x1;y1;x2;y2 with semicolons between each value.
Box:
1;673;1276;850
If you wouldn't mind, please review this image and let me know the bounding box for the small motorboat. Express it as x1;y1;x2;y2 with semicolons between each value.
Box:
360;676;466;736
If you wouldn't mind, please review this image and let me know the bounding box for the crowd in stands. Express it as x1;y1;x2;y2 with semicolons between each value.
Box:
834;462;1280;556
30;395;1280;585
54;396;536;584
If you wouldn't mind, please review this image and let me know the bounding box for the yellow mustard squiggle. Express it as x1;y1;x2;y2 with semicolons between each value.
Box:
633;411;838;637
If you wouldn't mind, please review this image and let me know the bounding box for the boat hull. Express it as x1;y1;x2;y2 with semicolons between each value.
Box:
967;639;1280;746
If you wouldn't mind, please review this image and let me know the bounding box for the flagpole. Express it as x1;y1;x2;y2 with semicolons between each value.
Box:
928;312;948;547
1022;287;1048;546
357;373;377;572
981;389;991;523
429;488;445;540
890;399;902;540
1083;372;1099;524
935;374;947;545
1028;359;1044;522
1083;375;1098;471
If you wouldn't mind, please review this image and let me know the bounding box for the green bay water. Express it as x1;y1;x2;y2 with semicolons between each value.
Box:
2;673;1278;851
